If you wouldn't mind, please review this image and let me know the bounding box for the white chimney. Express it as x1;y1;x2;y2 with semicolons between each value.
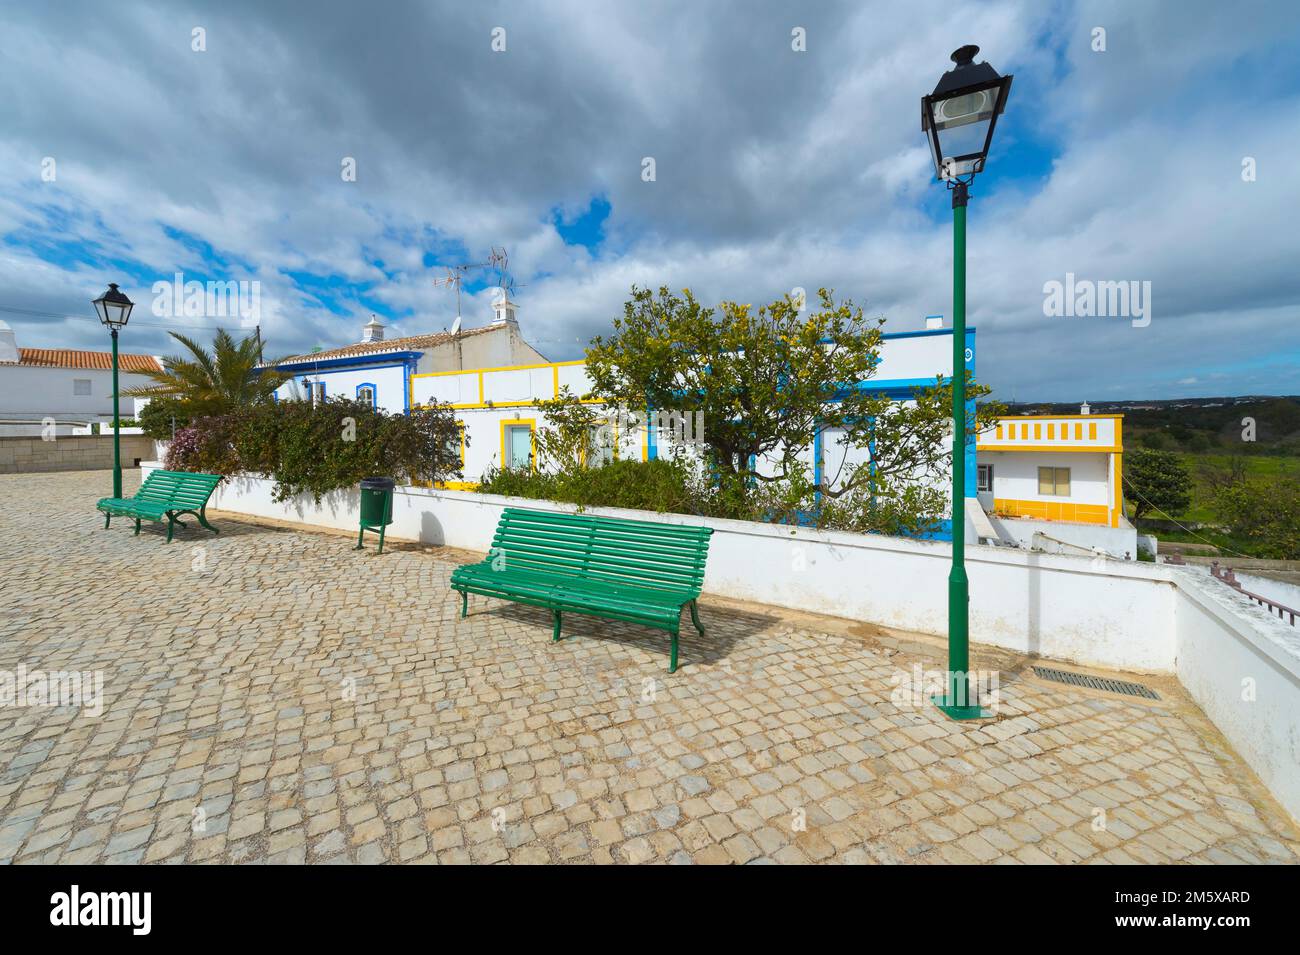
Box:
362;315;385;343
1080;401;1091;415
924;314;944;330
0;320;17;363
492;291;519;327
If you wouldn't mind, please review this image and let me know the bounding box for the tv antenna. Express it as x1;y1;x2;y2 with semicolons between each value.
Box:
432;246;523;330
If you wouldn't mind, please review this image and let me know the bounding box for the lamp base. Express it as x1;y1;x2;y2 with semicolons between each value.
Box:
930;694;994;721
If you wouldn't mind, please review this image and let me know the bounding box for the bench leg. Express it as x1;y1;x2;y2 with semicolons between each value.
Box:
198;507;219;535
689;599;705;636
552;610;562;642
669;630;679;674
166;514;176;543
134;518;141;536
459;591;467;619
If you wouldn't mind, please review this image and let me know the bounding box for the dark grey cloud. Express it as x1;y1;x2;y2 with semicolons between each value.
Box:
0;0;1296;400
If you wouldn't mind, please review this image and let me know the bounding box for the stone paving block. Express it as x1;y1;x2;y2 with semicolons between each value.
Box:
0;469;1296;867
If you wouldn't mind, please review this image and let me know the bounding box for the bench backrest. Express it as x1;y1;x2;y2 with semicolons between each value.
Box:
491;507;712;596
135;470;223;509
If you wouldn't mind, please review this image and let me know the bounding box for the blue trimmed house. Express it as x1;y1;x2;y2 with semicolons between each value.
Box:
269;296;548;412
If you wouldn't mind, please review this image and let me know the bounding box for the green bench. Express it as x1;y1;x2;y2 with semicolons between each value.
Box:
451;507;713;672
97;469;223;543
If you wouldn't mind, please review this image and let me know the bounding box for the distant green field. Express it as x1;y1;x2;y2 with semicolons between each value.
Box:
1123;449;1294;537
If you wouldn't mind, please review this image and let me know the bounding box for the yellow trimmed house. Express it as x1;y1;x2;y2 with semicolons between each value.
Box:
410;358;646;489
975;405;1136;558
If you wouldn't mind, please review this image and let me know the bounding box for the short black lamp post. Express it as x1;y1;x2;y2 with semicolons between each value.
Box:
921;45;1012;720
92;283;134;499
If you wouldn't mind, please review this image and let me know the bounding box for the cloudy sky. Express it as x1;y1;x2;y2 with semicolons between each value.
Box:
1;0;1297;401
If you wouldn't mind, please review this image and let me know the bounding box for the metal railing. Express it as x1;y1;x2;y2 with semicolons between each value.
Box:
1210;562;1298;626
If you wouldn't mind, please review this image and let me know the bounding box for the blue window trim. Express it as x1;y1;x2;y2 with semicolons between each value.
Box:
356;382;377;408
403;357;417;414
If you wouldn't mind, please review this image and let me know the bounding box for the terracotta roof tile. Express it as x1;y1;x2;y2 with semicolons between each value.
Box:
12;348;163;373
275;325;500;364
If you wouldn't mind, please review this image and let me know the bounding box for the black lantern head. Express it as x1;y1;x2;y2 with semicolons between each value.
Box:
93;283;134;329
921;45;1013;182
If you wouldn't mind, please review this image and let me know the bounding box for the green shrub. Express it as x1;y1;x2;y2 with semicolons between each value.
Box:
97;418;139;433
1213;479;1300;559
479;458;700;514
138;395;192;440
476;455;950;536
163;414;242;475
170;398;464;502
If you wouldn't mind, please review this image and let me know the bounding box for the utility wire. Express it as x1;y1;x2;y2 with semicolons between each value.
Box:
0;303;245;332
1121;475;1254;559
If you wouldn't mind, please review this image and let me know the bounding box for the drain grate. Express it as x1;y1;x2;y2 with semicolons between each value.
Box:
1031;666;1160;700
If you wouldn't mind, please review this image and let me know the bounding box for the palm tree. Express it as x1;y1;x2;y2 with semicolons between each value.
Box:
125;329;285;416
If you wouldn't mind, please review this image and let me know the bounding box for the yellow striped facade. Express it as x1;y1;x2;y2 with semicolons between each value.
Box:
979;414;1125;528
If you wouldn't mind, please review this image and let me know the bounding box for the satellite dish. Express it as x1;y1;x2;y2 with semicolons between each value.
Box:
449;315;462;335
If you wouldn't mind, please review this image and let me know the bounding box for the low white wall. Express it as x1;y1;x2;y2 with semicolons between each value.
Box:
164;465;1177;673
151;465;1300;821
1173;572;1300;823
993;515;1138;560
1235;572;1300;612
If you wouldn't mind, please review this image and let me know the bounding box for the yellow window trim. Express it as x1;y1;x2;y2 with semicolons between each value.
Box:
500;418;538;472
411;358;585;379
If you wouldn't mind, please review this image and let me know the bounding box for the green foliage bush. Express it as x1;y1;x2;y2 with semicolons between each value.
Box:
138;395;192;440
1213;479;1300;559
479;458;700;514
1126;448;1193;523
164;414;243;476
167;398;464;502
477;455;948;536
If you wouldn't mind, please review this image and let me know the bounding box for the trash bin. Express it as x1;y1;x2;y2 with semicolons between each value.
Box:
355;476;395;553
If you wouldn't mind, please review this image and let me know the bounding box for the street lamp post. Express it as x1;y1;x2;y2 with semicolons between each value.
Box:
92;283;135;499
921;45;1012;720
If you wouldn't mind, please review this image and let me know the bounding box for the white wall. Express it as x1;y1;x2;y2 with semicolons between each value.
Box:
1173;572;1300;825
178;466;1177;672
275;363;408;415
874;333;954;379
1234;572;1300;612
0;365;158;420
449;404;646;482
153;465;1300;822
984;450;1110;507
992;515;1138;560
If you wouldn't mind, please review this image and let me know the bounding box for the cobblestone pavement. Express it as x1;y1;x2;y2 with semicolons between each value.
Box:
1;470;1297;865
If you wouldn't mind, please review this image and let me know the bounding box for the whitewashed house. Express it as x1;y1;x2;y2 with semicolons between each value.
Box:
0;320;162;435
411;313;980;542
269;293;547;413
976;404;1136;558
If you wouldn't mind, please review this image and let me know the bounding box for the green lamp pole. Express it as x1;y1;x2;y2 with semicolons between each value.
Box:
921;46;1013;720
93;283;135;499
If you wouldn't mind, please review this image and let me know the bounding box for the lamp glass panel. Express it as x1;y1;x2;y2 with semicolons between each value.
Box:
935;112;991;162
